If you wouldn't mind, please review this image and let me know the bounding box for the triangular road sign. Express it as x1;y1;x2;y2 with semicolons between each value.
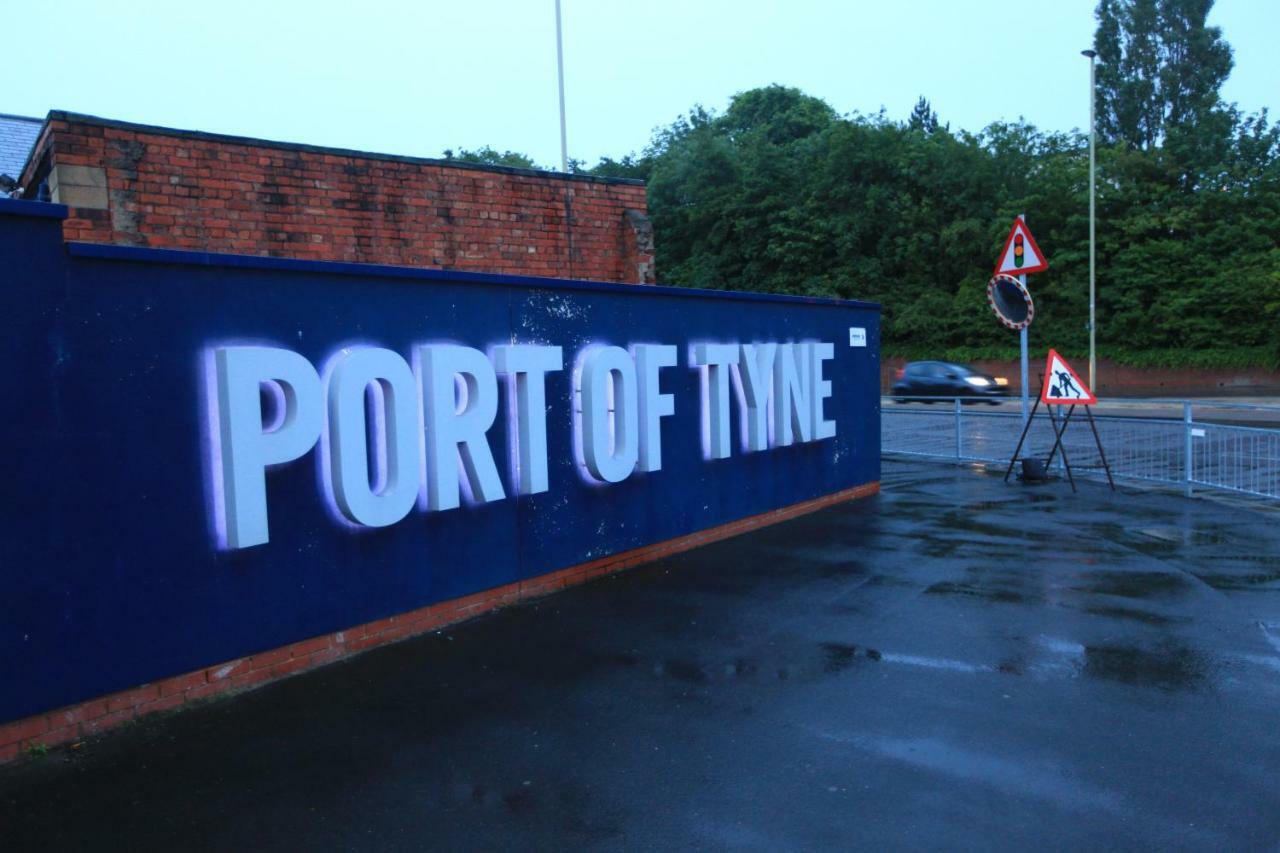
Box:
1042;349;1096;405
994;219;1049;275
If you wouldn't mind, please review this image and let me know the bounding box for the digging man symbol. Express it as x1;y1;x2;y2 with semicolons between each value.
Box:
1053;369;1082;400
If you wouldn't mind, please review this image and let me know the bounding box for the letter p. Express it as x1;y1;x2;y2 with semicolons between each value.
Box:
207;346;323;549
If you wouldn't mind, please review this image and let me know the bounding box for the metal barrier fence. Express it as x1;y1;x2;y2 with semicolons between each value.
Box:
882;397;1280;501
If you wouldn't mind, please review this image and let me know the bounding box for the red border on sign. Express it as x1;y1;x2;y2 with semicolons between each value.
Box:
986;273;1035;330
1041;348;1097;405
994;219;1049;276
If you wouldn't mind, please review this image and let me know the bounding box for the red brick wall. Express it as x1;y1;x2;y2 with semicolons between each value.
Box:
881;356;1280;398
21;112;654;283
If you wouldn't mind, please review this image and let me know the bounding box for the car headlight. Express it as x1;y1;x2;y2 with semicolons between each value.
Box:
964;376;991;387
994;377;1008;386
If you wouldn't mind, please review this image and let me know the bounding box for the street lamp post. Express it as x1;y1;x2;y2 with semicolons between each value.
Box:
1082;48;1097;391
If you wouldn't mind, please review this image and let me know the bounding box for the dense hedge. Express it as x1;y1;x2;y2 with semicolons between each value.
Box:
583;86;1279;370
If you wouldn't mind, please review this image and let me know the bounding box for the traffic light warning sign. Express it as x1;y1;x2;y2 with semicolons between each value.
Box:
994;219;1049;276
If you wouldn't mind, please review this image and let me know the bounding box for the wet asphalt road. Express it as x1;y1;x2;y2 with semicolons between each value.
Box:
3;459;1280;851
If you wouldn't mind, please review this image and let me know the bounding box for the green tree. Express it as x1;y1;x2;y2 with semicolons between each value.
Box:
717;84;837;144
585;154;651;181
1094;0;1235;181
634;78;1280;365
443;146;541;169
907;96;943;135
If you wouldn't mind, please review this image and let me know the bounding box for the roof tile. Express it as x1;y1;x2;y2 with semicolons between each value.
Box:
0;114;43;182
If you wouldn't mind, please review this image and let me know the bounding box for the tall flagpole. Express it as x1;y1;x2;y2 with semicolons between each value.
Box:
555;0;569;173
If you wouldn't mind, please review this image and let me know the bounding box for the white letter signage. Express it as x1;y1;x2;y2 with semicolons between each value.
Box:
204;337;840;549
324;347;420;528
209;346;324;549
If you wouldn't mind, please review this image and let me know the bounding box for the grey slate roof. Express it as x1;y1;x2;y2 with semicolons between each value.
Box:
0;114;43;181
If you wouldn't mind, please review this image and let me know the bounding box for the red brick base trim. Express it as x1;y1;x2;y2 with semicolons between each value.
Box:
0;481;879;763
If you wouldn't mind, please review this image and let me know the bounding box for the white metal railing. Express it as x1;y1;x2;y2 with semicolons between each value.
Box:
882;397;1280;501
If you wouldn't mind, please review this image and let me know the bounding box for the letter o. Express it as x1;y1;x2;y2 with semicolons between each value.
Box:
325;347;421;527
580;346;639;483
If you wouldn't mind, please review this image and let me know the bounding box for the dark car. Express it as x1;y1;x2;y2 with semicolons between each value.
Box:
891;361;1009;404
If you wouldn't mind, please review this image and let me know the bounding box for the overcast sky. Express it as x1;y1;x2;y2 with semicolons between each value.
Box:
6;0;1276;169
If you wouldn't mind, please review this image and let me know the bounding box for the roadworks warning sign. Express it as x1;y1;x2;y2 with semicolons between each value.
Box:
1041;349;1096;405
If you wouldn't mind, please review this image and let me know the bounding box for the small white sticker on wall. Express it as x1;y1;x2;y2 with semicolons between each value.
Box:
848;327;866;347
1191;428;1206;437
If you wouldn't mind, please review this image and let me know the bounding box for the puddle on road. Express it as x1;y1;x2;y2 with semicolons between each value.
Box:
1083;642;1208;692
1087;522;1181;556
936;512;1037;540
917;536;1028;560
1071;570;1195;599
650;642;886;689
813;730;1126;816
925;581;1033;605
922;565;1046;606
1029;636;1213;693
1192;569;1280;591
821;643;860;673
877;495;939;510
1134;526;1232;547
1082;604;1185;626
1083;521;1243;556
958;499;1022;512
790;633;1223;696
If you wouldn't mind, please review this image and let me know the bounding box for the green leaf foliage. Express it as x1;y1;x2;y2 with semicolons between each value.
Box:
575;4;1279;370
443;146;542;170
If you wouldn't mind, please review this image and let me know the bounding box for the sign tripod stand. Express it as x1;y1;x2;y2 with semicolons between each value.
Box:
1002;350;1115;492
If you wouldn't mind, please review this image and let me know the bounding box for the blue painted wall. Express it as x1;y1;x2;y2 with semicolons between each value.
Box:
0;199;880;723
